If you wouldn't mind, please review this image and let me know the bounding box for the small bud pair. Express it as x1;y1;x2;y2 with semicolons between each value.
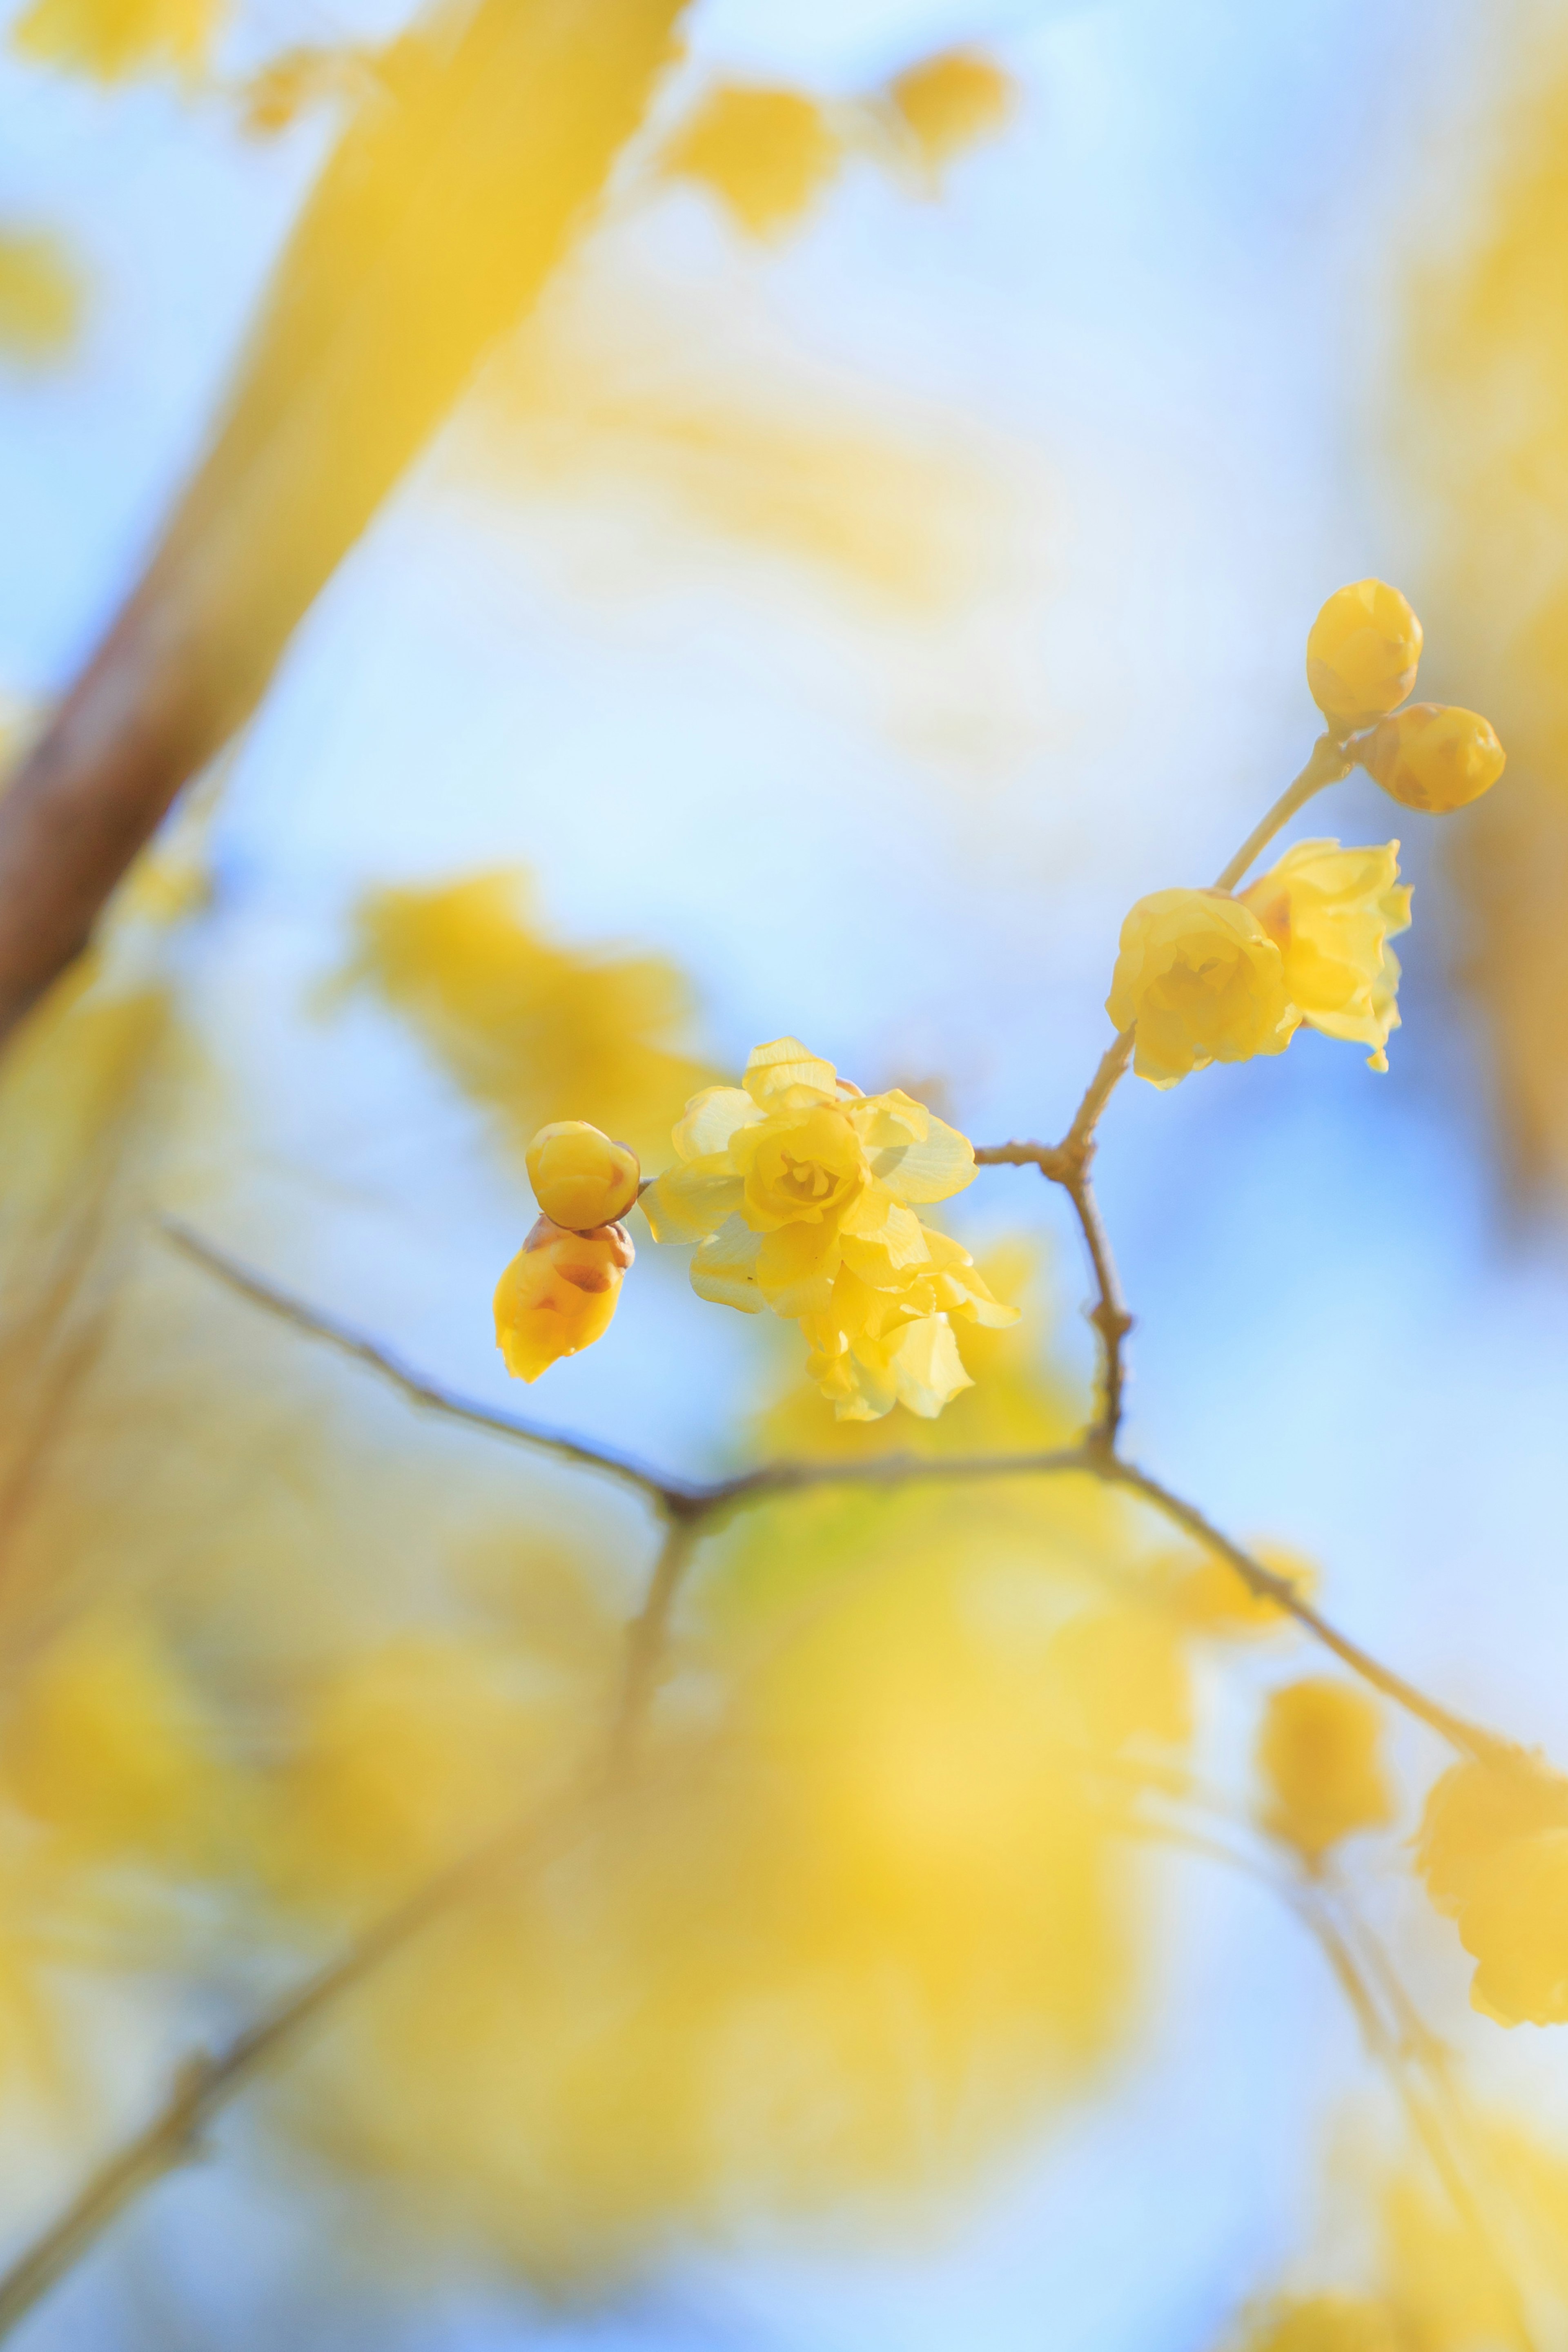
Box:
1308;580;1506;812
494;1122;642;1383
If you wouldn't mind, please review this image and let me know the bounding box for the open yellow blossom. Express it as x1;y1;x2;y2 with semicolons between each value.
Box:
1241;839;1411;1072
1306;580;1423;732
1361;702;1506;815
1107;889;1295;1087
494;1215;633;1383
1256;1679;1393;1860
644;1038;1016;1418
1417;1753;1568;2025
526;1121;640;1232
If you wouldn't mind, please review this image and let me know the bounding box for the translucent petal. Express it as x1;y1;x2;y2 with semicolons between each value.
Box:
672;1086;762;1163
886;1314;973;1418
756;1219;841;1317
743;1037;839;1106
864;1109;976;1204
690;1215;766;1313
641;1166;742;1244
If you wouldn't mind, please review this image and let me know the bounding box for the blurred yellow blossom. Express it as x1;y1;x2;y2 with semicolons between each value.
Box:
341;873;713;1164
526;1121;640;1233
0;229;80;362
1;1611;224;1867
1241;2297;1401;2352
1165;1541;1317;1637
1041;1604;1191;1754
1361;703;1506;816
662;84;842;239
644;1037;1016;1418
1305;580;1423;733
1417;1752;1568;2025
1107;889;1294;1087
1241;839;1411;1072
1256;1679;1393;1860
494;1215;634;1384
13;0;216;78
885;48;1015;178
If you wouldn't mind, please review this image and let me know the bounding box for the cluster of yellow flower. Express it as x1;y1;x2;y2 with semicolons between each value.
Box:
494;1042;1017;1418
1108;580;1504;1086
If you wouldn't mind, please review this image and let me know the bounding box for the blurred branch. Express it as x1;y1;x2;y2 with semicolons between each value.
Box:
0;0;690;1048
161;1220;1512;1762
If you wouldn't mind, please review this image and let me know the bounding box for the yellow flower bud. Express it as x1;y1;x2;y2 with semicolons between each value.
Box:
1256;1679;1393;1860
1360;701;1506;814
1305;579;1423;731
887;49;1014;173
524;1121;640;1232
1106;889;1295;1087
493;1216;633;1384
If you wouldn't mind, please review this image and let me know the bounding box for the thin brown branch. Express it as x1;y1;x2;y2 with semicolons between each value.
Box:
1102;1457;1511;1765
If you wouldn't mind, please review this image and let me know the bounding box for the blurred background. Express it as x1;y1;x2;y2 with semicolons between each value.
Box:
3;0;1568;2344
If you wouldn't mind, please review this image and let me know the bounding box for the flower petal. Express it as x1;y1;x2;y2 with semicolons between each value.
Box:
672;1085;762;1163
743;1036;839;1107
690;1215;766;1313
756;1219;841;1317
641;1166;742;1244
856;1092;976;1203
886;1314;973;1418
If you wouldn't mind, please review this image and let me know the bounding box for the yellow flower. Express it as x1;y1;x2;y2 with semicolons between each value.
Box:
645;1038;1016;1418
1241;838;1412;1072
1416;1752;1568;2025
493;1215;633;1383
526;1121;640;1232
1106;889;1295;1087
0;230;80;363
1256;1679;1394;1860
1305;580;1423;731
1361;702;1506;814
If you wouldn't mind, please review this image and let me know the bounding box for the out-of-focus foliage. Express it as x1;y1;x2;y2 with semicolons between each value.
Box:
1255;1680;1394;1861
466;257;1010;615
0;229;81;363
338;870;713;1164
1417;1752;1568;2024
11;0;216;81
1403;23;1568;1193
662;82;844;239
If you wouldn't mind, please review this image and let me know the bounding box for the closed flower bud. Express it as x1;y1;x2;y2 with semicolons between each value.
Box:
1306;580;1423;731
525;1121;640;1232
1416;1752;1568;2024
493;1215;634;1383
1256;1679;1393;1860
1360;702;1506;814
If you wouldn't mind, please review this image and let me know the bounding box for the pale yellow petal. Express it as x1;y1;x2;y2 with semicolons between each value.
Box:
756;1218;842;1316
690;1215;766;1313
742;1036;839;1106
886;1314;973;1418
671;1085;762;1163
856;1093;976;1204
641;1165;742;1243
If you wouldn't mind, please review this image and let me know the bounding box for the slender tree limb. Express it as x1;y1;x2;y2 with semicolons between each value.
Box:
1211;732;1356;895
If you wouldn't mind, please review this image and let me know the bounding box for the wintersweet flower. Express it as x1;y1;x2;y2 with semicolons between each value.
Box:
525;1121;640;1232
1416;1753;1568;2025
1305;579;1423;732
493;1215;633;1383
1256;1679;1393;1860
1241;839;1412;1072
1361;702;1506;814
644;1038;1017;1418
1106;890;1295;1087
